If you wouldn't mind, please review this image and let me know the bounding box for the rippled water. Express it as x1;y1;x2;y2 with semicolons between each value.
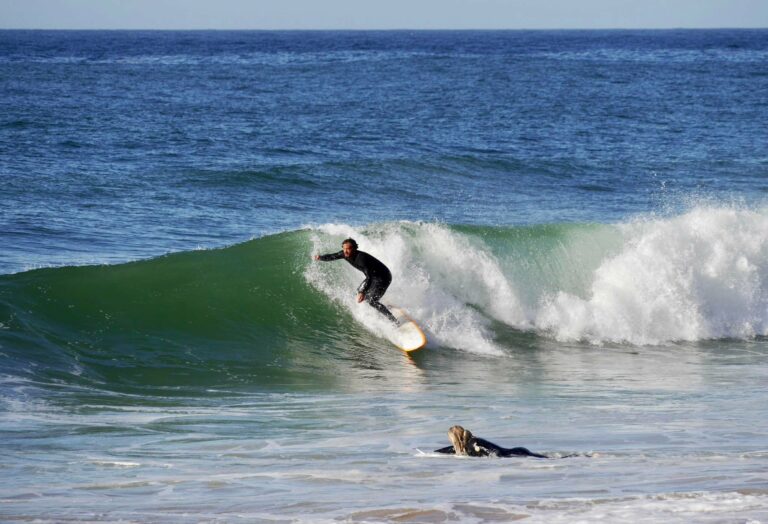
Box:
2;29;768;522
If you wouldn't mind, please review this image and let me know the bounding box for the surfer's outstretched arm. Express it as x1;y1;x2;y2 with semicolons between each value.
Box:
434;446;455;454
314;250;344;261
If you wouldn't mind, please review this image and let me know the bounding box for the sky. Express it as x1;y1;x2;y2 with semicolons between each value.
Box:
1;0;767;30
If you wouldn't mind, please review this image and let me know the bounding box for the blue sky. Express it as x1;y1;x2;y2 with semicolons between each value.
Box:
1;0;767;30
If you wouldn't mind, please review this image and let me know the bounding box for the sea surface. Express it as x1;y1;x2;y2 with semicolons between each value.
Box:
1;29;768;523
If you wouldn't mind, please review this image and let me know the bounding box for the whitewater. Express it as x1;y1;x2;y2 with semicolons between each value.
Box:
308;205;768;350
3;207;768;521
3;29;768;523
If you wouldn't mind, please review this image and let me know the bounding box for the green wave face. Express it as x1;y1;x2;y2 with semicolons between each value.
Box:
0;222;617;393
0;230;362;393
3;208;767;394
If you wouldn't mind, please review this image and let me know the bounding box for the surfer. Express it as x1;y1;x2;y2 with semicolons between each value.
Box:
434;425;549;458
313;238;398;324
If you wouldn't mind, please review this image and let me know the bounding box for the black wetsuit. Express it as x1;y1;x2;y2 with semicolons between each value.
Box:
434;438;548;458
317;250;397;323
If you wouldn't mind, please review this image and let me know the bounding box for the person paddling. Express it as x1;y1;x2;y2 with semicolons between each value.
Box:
314;238;398;325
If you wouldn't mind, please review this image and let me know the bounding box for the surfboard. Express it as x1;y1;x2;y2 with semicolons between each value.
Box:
388;306;427;353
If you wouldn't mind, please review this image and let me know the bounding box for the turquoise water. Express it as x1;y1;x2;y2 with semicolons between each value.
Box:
2;30;768;522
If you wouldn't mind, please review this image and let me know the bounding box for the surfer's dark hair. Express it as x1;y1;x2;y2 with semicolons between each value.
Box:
342;238;358;249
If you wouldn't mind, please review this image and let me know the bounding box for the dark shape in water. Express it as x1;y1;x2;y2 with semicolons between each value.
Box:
434;425;548;458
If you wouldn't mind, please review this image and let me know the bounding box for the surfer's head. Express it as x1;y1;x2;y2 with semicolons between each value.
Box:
342;238;358;258
448;425;475;456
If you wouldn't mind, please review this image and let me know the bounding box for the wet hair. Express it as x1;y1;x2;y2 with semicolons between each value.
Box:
342;238;358;249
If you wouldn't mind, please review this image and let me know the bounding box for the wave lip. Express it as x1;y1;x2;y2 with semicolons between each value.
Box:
538;207;768;345
302;207;768;351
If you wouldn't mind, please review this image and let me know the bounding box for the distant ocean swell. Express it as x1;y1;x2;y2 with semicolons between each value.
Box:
1;205;766;389
2;42;767;66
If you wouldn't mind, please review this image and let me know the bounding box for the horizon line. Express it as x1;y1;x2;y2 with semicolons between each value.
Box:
2;26;767;31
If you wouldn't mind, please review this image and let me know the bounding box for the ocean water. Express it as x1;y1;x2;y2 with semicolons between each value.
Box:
1;29;768;523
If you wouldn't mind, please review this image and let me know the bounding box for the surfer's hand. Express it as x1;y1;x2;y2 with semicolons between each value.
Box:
357;292;365;303
313;255;320;261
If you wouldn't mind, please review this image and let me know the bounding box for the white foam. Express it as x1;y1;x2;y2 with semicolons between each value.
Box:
307;206;768;349
538;206;768;344
90;460;141;468
306;222;524;355
515;491;768;524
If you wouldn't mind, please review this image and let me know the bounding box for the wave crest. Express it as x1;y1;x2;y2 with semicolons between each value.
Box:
538;207;768;344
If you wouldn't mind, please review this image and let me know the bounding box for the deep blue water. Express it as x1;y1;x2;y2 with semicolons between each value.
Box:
2;29;767;273
2;30;768;523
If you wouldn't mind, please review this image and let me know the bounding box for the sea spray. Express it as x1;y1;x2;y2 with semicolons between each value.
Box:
538;206;768;344
307;222;524;355
308;208;768;349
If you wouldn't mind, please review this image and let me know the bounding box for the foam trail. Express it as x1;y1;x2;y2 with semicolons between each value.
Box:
538;207;768;344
